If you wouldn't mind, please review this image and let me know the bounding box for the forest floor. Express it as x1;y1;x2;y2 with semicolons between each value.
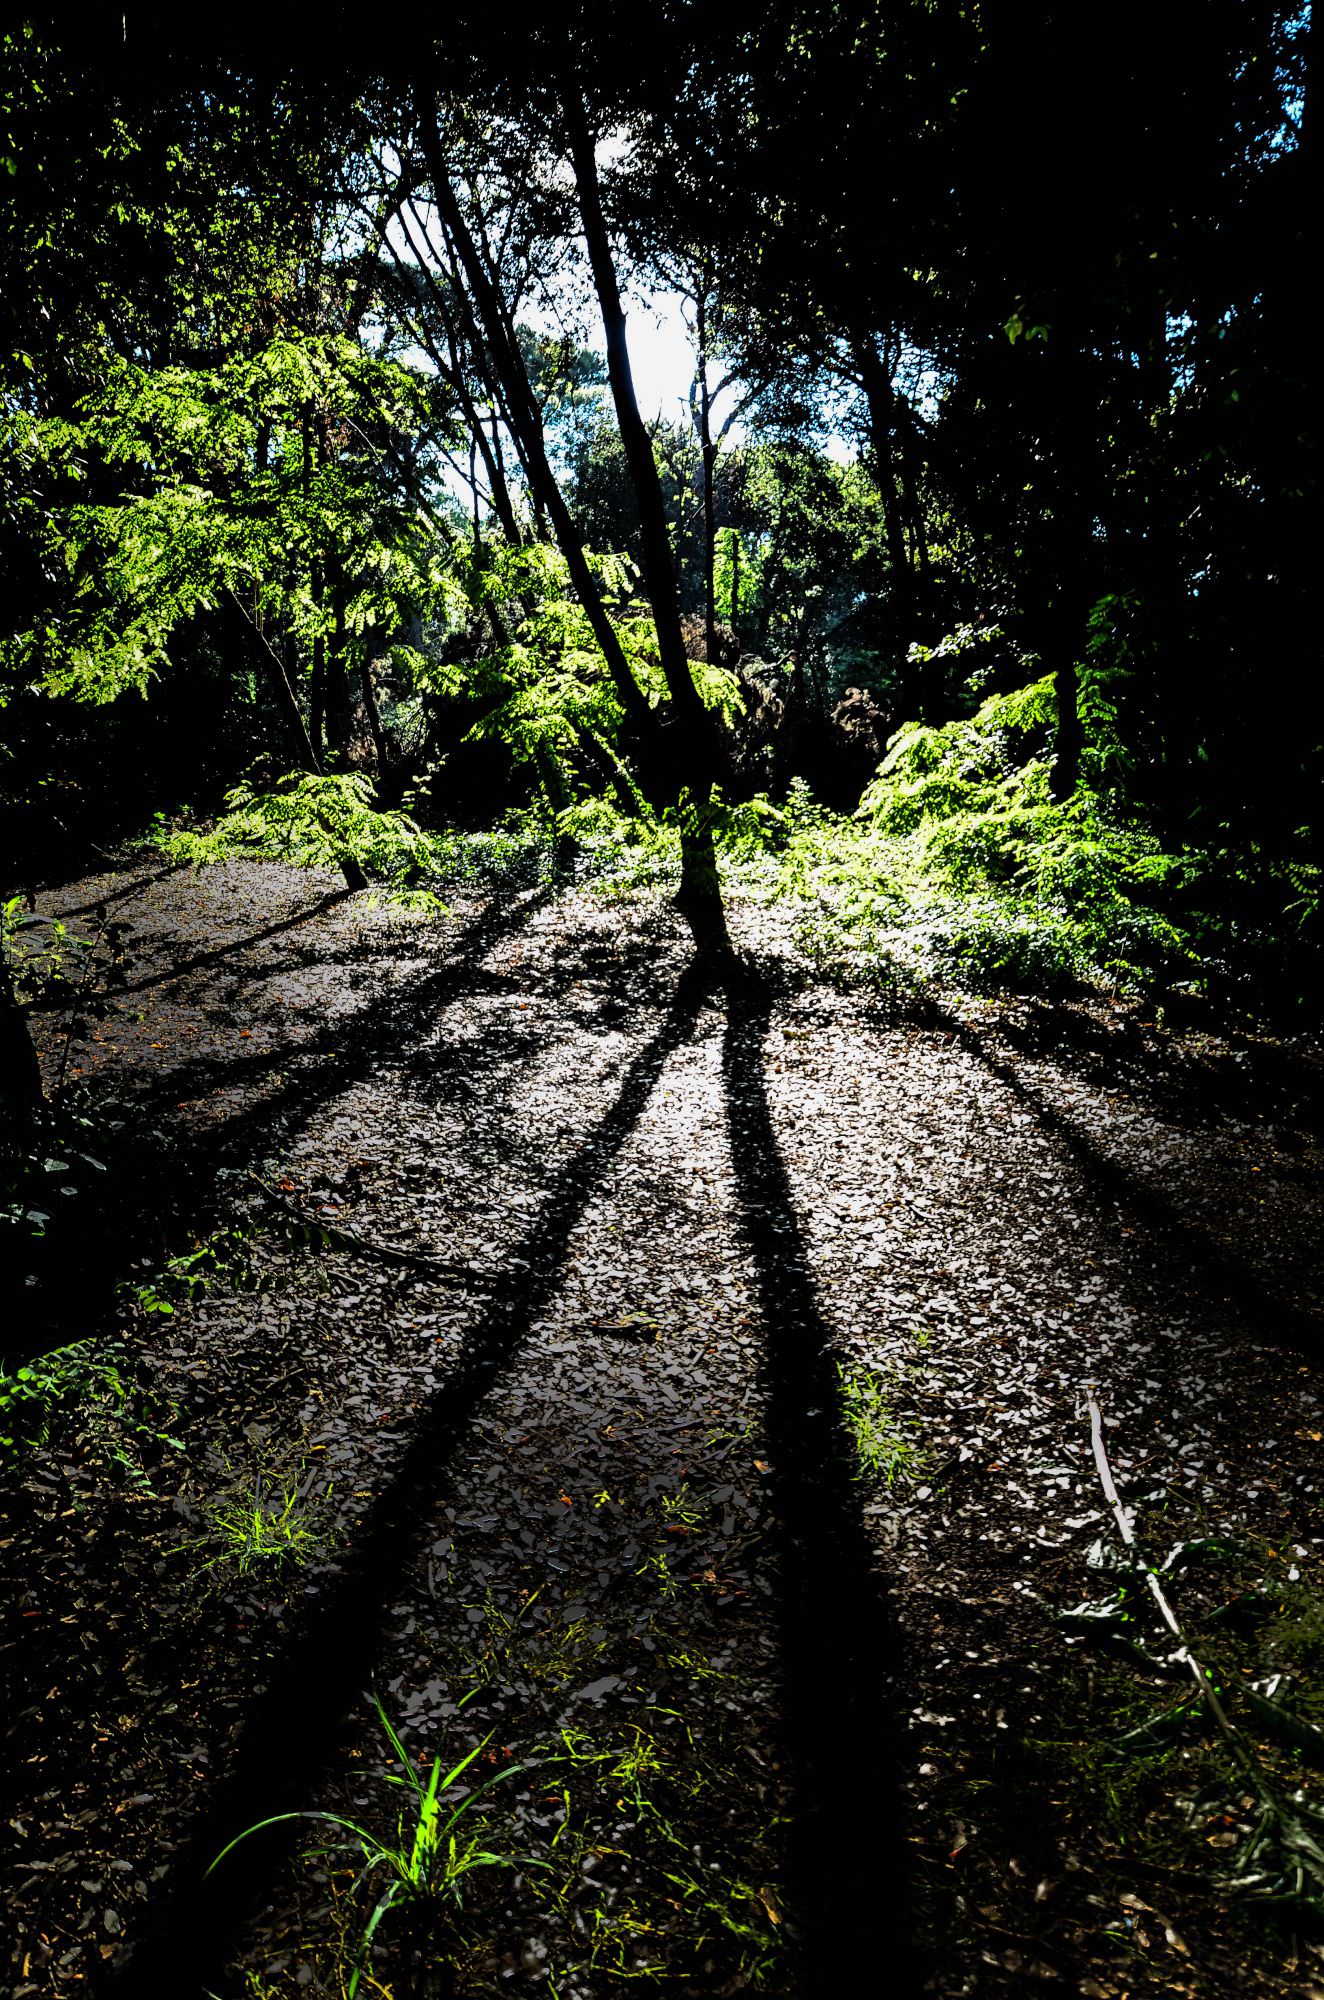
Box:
5;852;1324;2000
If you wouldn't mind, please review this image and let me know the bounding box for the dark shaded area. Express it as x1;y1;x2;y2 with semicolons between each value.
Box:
4;885;552;1369
720;969;916;1993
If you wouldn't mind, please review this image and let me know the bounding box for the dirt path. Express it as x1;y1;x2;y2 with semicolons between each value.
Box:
5;859;1323;1999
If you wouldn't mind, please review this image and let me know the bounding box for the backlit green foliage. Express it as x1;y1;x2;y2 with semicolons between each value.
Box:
772;673;1198;994
443;539;742;781
164;771;448;904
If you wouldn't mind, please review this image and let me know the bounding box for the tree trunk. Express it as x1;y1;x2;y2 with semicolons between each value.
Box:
676;814;730;955
561;79;730;953
223;597;363;890
382;209;523;546
414;94;654;740
575;727;642;818
323;587;353;762
309;635;327;767
228;593;322;775
361;656;389;773
695;290;720;668
562;87;706;734
535;742;576;877
856;335;914;647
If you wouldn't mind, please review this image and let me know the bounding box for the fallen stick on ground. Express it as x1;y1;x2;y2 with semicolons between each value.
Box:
247;1172;478;1283
1083;1380;1324;1909
1084;1379;1246;1760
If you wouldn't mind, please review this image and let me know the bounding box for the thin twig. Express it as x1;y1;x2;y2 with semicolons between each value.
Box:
1085;1382;1324;1907
1084;1380;1249;1763
1088;1384;1248;1760
247;1173;477;1283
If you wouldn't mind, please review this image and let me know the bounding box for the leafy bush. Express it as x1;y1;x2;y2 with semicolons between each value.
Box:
163;771;450;906
772;671;1199;996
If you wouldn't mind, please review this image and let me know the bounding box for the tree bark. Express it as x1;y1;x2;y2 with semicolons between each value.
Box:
309;632;327;767
228;593;321;774
381;210;523;546
414;93;655;742
694;289;720;668
323;585;354;761
361;656;389;773
856;335;915;647
560;78;730;950
561;89;706;736
535;742;576;876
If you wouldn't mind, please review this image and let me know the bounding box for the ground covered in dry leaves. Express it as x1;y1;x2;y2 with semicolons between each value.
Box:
4;853;1324;1999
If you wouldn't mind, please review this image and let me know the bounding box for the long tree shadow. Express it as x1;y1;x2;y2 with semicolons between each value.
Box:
939;1004;1324;1358
13;886;555;1356
719;965;917;1996
50;858;188;919
99;957;711;1998
102;887;359;999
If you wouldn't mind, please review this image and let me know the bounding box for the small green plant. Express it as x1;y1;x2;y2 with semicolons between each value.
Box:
1;896;96;1009
637;1548;679;1601
659;1483;704;1531
193;1464;330;1580
210;1694;531;1998
120;1222;261;1316
0;1336;183;1481
838;1366;925;1488
459;1586;607;1689
1;1339;114;1465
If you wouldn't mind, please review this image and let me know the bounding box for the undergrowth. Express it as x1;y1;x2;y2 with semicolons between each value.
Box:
0;1334;184;1483
126;656;1244;1002
548;661;1316;1005
1045;1520;1324;1929
162;771;453;911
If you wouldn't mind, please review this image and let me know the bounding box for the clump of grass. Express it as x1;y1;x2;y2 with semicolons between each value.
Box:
460;1586;607;1689
838;1366;925;1488
194;1464;331;1581
211;1694;531;1998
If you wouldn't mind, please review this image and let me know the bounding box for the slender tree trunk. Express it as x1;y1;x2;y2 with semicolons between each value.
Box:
323;586;353;762
856;336;914;647
535;742;575;876
560;78;730;950
382;213;523;545
414;95;654;741
228;593;322;774
362;657;389;773
695;290;720;668
309;634;327;767
575;727;642;818
225;597;364;890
